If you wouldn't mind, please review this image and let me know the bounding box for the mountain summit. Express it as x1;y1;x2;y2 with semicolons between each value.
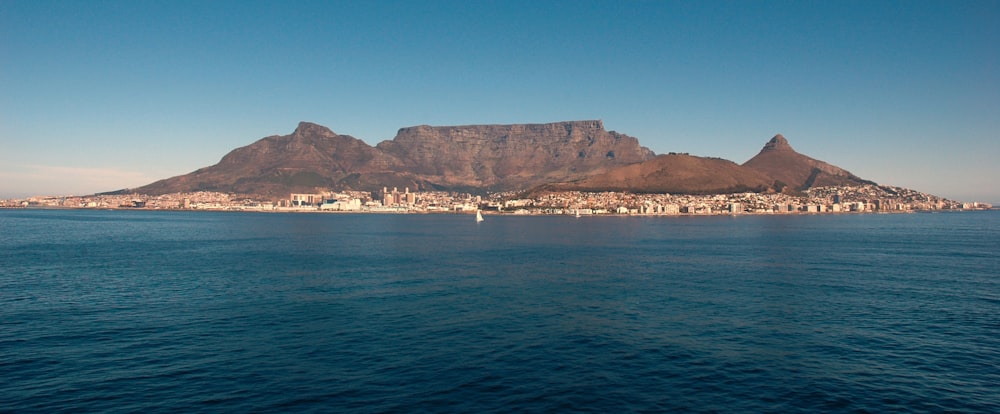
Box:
743;134;873;191
133;122;397;197
760;134;793;152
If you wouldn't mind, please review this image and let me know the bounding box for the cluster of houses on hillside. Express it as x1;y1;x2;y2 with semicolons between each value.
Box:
3;185;991;214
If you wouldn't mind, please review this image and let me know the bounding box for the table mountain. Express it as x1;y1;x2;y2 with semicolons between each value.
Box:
130;120;655;197
376;120;654;191
128;123;873;198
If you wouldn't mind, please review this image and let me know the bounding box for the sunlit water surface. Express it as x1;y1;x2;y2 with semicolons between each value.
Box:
2;209;997;412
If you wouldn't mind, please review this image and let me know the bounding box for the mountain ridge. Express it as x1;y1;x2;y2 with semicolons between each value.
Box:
125;121;876;199
544;132;874;194
131;120;656;197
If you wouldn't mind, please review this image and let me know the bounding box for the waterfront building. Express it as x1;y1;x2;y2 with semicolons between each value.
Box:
291;193;322;207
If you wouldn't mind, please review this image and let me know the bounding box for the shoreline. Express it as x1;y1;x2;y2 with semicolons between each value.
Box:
2;205;994;217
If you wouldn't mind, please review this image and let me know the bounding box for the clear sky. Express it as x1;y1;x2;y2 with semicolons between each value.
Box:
2;0;998;202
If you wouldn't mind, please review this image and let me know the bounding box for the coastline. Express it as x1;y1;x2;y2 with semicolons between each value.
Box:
3;185;991;216
2;204;993;217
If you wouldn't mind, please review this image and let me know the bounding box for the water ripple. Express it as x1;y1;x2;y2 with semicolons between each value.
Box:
1;210;998;412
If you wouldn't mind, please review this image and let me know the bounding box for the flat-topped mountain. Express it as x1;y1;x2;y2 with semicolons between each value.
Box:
131;120;655;197
376;120;654;191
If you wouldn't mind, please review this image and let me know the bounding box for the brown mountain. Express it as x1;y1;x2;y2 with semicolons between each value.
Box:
539;153;775;194
130;124;871;198
376;120;654;191
133;122;411;197
131;120;655;197
535;134;874;194
742;134;874;191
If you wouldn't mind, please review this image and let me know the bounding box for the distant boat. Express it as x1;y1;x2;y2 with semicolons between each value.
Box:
575;209;581;218
476;210;484;222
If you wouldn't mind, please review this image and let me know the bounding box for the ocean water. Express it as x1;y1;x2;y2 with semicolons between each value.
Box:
1;209;997;413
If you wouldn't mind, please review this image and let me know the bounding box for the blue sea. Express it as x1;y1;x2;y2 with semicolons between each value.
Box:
2;209;998;413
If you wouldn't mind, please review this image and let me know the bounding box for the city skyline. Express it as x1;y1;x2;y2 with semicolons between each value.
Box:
2;1;998;203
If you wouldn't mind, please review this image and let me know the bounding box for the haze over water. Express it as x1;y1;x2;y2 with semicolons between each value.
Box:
2;210;998;412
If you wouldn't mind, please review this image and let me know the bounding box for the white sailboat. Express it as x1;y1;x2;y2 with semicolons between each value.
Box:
476;210;484;222
575;209;581;219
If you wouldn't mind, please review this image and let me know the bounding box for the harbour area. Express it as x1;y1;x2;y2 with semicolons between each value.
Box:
2;185;992;215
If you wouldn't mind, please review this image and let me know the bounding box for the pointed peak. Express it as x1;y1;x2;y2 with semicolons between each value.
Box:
293;121;336;137
761;134;794;152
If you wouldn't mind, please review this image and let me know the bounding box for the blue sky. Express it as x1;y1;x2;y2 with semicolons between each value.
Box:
2;0;998;202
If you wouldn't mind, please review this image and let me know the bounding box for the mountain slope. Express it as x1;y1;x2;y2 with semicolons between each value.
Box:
742;134;874;190
534;134;875;195
133;122;405;196
539;153;776;194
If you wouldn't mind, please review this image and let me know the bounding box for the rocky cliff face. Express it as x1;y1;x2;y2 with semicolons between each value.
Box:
132;120;655;197
376;120;655;190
